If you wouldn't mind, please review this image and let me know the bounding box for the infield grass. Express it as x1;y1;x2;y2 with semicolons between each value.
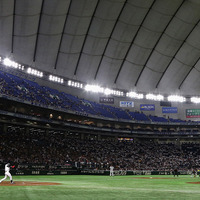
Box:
0;175;200;200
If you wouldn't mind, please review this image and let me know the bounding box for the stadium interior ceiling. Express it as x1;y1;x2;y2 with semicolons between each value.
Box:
1;0;200;96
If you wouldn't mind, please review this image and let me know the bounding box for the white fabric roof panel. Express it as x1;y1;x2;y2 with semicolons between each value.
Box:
116;61;143;89
123;0;182;89
181;68;200;95
0;15;13;55
176;43;200;66
76;55;102;83
0;0;14;16
56;53;79;77
105;39;130;60
97;0;153;85
187;24;200;49
42;0;70;15
2;0;200;95
35;35;61;70
111;22;139;43
126;44;152;66
15;0;42;15
69;0;98;17
156;34;183;57
153;0;183;15
64;15;92;35
89;17;117;38
95;0;124;20
176;0;200;23
13;0;41;63
136;67;163;92
119;2;150;25
0;0;14;55
13;36;36;64
60;34;85;54
158;59;192;92
95;57;123;85
128;0;154;8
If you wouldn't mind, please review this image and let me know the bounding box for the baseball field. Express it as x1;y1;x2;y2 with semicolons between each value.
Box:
0;175;200;200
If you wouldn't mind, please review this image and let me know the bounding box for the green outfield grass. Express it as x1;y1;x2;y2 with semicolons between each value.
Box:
0;175;200;200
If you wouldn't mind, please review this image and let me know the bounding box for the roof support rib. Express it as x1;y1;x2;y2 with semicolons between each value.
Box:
114;0;156;84
134;0;185;87
179;54;200;89
114;0;156;83
54;0;72;69
156;20;200;88
33;0;45;62
73;0;100;76
94;0;127;80
11;0;16;53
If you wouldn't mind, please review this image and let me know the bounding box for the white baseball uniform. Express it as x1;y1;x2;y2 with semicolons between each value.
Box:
110;166;114;176
0;163;13;183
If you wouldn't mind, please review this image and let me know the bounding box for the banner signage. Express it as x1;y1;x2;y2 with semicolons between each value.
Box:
186;109;200;118
99;97;114;104
140;104;155;111
120;101;134;108
162;107;178;113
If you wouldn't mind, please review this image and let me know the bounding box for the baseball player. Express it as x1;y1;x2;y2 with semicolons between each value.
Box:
0;163;14;184
110;165;114;176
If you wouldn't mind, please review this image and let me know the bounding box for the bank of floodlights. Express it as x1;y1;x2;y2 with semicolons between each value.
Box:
3;58;24;71
27;67;43;77
167;95;186;102
85;84;104;93
49;75;64;84
191;97;200;103
68;80;83;88
84;84;124;96
146;93;164;101
126;92;144;99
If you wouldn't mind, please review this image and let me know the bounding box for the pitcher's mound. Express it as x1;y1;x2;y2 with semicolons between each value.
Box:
0;181;61;186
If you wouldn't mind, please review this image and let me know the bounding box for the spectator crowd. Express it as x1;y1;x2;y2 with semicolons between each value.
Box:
0;129;200;171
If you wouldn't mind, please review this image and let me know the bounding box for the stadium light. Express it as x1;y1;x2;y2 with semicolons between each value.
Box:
3;58;24;71
146;94;164;101
126;92;144;99
85;84;104;93
49;75;64;84
191;97;200;103
104;88;124;96
68;80;83;88
104;88;112;95
112;90;124;96
167;95;186;102
27;67;43;77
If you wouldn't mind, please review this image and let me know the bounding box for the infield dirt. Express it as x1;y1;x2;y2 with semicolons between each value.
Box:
0;181;61;186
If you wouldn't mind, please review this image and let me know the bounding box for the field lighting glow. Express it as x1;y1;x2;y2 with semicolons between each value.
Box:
191;97;200;103
3;58;24;70
126;92;144;99
49;75;64;84
84;85;124;96
27;67;43;77
1;55;199;104
167;95;186;102
146;94;164;101
85;84;104;93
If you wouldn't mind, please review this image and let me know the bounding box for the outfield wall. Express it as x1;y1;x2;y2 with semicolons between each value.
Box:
0;169;192;176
